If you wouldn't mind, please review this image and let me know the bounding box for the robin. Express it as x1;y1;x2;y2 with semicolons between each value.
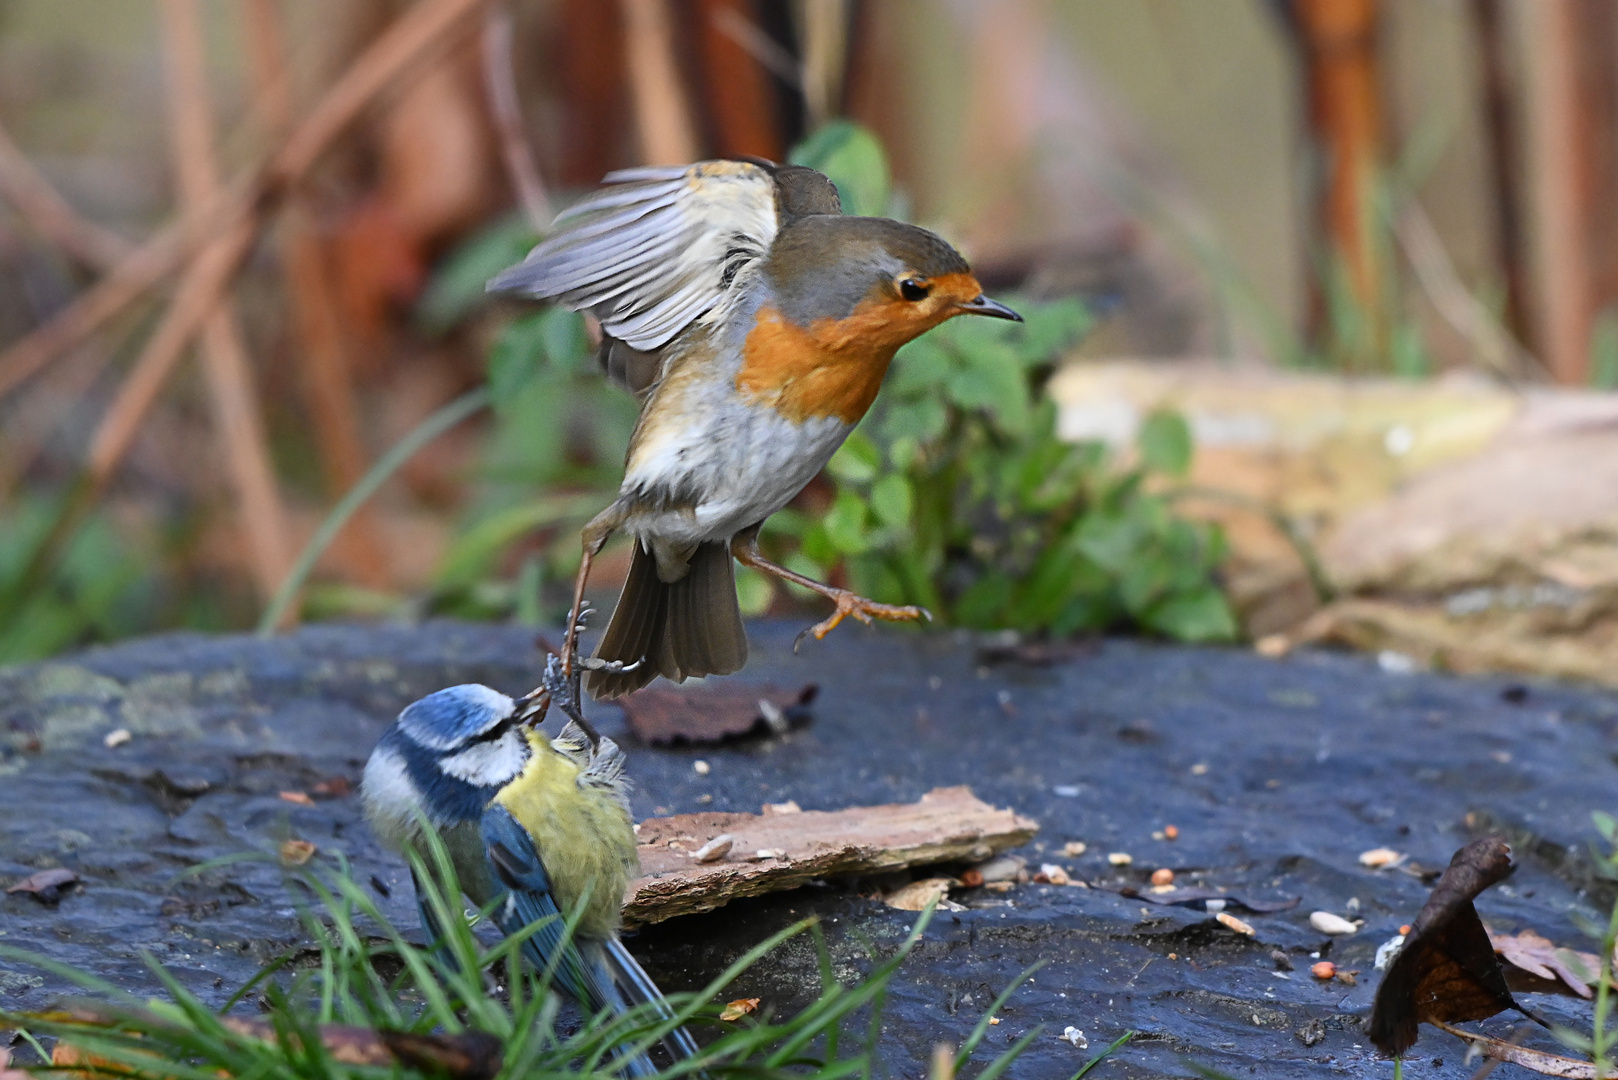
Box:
488;158;1020;699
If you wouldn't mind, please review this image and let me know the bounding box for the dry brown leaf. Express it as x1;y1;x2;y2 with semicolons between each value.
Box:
1367;837;1525;1057
618;683;817;745
280;839;317;866
884;878;956;912
7;867;80;903
1431;1019;1595;1078
719;998;760;1022
1491;928;1602;999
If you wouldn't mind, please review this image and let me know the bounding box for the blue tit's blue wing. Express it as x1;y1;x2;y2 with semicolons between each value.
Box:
480;804;611;1009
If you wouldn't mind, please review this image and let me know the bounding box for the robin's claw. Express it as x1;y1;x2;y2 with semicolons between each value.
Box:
795;590;930;650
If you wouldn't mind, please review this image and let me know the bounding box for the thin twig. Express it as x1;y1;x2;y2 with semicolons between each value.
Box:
0;0;498;626
0;0;496;404
1394;199;1542;382
481;4;552;230
161;0;294;602
619;0;699;165
0;118;134;271
257;388;490;635
245;0;391;601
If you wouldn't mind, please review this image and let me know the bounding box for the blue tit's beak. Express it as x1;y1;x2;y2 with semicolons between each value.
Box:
958;294;1023;322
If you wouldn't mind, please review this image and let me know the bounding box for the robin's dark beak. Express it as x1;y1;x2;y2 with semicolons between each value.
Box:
958;294;1023;322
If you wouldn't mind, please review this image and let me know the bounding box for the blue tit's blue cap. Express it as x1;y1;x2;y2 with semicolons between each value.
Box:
396;684;516;751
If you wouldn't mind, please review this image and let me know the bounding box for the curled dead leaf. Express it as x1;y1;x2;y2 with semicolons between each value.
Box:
1491;928;1601;999
885;877;956;912
1367;836;1537;1058
280;839;317;866
719;998;761;1022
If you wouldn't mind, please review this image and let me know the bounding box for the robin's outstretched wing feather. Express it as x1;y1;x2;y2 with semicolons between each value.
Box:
488;160;779;352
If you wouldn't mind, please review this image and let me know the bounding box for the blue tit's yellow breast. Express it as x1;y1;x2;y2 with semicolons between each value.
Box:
493;730;639;939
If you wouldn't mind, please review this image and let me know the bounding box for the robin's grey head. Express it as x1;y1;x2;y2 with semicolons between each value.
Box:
361;685;531;849
763;216;1020;330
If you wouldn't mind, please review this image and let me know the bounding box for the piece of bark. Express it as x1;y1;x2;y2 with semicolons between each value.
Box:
624;786;1037;927
617;682;817;745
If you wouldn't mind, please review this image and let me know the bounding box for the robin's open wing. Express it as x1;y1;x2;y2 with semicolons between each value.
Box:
487;160;780;352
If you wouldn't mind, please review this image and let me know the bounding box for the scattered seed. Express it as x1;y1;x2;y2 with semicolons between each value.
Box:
693;834;733;863
1151;830;1165;841
103;728;132;749
692;760;710;776
1058;1027;1088;1049
1217;912;1255;936
961;869;985;887
1107;852;1133;867
1255;634;1291;658
695;793;713;804
1358;847;1403;869
1311;961;1336;980
1164;824;1179;840
1036;863;1071;885
1309;911;1360;935
988;1018;1000;1026
1062;841;1087;857
1151;868;1175;886
762;800;801;814
1399;923;1411;935
1190;763;1209;776
278;791;314;806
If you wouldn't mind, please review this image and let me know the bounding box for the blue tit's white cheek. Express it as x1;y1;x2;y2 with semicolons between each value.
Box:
439;729;529;786
361;742;425;852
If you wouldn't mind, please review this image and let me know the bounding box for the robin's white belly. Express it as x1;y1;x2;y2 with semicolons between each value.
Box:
620;397;851;546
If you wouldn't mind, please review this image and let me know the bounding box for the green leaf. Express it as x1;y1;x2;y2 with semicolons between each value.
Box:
735;565;774;617
417;214;537;334
828;432;881;484
1138;409;1193;477
1594;811;1617;845
954;572;1013;629
823;489;872;554
878;398;948;446
869;474;913;529
1145;585;1238;642
790;120;891;217
486;312;551;411
947;360;1029;435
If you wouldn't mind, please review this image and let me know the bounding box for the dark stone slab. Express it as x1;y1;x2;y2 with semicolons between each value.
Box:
2;622;1614;1078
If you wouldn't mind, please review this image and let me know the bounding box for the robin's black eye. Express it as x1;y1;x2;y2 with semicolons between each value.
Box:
899;278;930;302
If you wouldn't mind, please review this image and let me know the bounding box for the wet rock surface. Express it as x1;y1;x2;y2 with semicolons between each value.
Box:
2;621;1615;1078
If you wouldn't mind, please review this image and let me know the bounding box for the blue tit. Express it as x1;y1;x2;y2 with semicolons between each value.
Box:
361;684;698;1074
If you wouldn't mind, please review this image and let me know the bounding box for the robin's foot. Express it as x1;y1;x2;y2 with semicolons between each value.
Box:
794;591;931;652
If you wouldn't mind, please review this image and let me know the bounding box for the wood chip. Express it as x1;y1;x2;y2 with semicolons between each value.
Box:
625;786;1037;927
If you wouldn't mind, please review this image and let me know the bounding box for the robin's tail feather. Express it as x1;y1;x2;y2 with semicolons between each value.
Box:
586;541;746;699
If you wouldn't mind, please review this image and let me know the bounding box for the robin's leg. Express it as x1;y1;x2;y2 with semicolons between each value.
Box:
561;501;630;678
730;525;931;648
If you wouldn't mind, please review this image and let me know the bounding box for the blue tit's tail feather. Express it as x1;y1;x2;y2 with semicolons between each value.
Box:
481;806;698;1074
604;935;701;1060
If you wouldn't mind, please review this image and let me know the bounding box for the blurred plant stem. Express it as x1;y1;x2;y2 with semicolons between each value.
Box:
257;387;491;636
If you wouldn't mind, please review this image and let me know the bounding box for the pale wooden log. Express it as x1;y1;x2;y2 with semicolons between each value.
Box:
623;786;1037;928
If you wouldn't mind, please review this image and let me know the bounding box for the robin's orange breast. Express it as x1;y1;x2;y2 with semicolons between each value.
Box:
736;271;981;425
